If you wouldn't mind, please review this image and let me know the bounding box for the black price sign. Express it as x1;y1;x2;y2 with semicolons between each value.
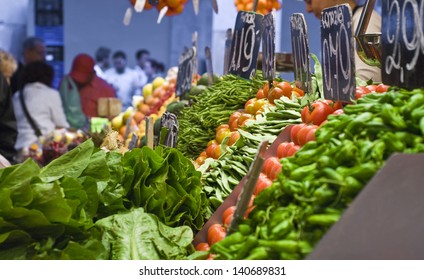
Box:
148;0;158;5
320;4;355;101
176;47;195;99
228;11;264;79
382;0;424;89
290;13;311;93
262;13;276;81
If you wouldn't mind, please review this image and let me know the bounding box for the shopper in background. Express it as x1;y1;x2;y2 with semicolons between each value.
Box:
94;46;111;80
0;49;18;163
303;0;382;83
134;49;150;88
59;53;116;128
13;61;69;152
105;51;140;110
10;37;46;94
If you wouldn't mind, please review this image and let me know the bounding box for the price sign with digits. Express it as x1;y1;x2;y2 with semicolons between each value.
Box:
290;13;311;93
228;11;264;79
382;0;424;89
262;13;276;81
320;4;355;101
176;47;195;99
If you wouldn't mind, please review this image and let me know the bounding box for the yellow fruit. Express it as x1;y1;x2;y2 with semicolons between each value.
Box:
122;108;134;124
143;83;153;98
111;115;123;131
152;77;166;90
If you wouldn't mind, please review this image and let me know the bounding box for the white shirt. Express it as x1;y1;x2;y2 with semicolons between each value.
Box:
352;6;382;83
104;67;140;110
94;64;107;80
13;82;69;150
134;64;148;88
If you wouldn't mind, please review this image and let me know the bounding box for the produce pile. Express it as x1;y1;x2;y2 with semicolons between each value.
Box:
177;74;263;159
0;140;206;259
209;86;424;259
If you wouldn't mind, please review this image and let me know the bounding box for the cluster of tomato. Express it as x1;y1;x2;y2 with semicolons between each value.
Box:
355;83;389;99
130;0;188;16
234;0;282;15
256;81;304;104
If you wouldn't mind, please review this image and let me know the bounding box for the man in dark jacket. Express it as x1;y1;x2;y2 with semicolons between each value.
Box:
0;71;18;163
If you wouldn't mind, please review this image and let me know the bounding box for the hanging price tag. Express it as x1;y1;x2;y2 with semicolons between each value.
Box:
320;4;355;101
176;47;195;99
290;13;311;93
382;0;424;90
228;11;264;79
261;13;276;81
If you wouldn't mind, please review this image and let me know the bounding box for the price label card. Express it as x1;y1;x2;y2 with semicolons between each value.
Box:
228;11;264;79
176;47;195;99
223;28;233;75
290;13;311;93
382;0;424;89
320;4;355;101
262;13;276;81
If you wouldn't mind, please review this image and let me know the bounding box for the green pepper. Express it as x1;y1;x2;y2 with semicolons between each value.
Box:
236;236;258;259
245;247;271;260
313;185;337;205
341;176;363;195
280;252;301;260
270;219;294;239
290;163;317;181
258;239;298;254
307;213;340;226
321;167;344;182
298;241;313;255
344;112;375;137
316;155;338;169
210;242;234;260
381;104;407;129
214;232;245;248
343;162;379;182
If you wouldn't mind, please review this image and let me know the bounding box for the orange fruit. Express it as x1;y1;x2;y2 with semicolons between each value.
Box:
133;111;145;124
138;103;150;115
119;126;126;136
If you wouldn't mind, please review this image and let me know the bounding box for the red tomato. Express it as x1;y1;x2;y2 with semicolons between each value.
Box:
216;127;231;144
207;140;218;147
323;100;343;111
240;117;254;127
286;145;300;157
229;111;242;125
223;213;233;227
237;113;253;126
222;206;236;225
254;173;273;195
355;86;371;99
275;81;293;97
301;101;335;125
262;82;270;98
200;151;207;157
195;242;210;251
297;125;318;146
206;143;217;158
211;145;222;159
229;118;239;131
332;109;344;115
292;86;305;97
267;87;284;104
277;142;293;158
290;124;307;145
262;157;282;180
227;131;240;146
256;88;266;99
245;195;256;218
366;84;378;93
195;155;206;166
207;224;226;245
376;83;389;93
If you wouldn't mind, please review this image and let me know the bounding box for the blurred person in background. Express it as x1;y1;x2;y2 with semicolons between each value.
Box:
0;49;18;163
10;37;46;94
13;61;69;152
134;49;150;88
94;46;111;80
105;51;140;110
303;0;382;82
59;53;116;128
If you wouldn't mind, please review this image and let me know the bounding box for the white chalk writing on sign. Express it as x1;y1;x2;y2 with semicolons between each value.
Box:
290;14;310;91
384;0;424;84
321;5;354;100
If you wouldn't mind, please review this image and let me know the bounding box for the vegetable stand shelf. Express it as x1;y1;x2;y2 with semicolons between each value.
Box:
307;153;424;260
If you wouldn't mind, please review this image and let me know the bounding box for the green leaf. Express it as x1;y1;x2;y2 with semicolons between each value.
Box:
2;208;51;229
40;140;94;182
80;149;110;181
95;208;193;260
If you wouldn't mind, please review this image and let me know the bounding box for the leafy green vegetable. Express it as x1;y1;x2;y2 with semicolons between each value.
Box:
95;208;193;260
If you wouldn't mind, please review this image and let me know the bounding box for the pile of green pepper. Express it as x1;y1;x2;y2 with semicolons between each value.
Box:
210;87;424;260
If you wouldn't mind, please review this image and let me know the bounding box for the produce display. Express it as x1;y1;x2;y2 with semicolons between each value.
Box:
0;140;206;259
209;85;424;260
234;0;282;15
